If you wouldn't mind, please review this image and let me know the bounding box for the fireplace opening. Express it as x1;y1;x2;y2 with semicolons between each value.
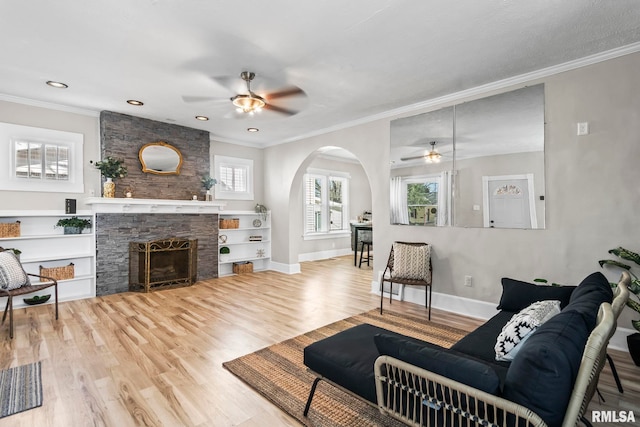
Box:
129;238;198;292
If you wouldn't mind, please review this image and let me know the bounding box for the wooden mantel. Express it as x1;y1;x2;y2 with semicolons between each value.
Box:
84;197;226;214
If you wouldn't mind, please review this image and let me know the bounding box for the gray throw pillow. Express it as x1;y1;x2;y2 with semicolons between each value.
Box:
0;251;30;290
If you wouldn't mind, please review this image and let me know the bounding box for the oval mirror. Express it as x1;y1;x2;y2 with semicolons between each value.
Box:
139;141;183;175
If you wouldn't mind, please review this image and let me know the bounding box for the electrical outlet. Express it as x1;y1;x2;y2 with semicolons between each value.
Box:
577;122;589;136
464;275;472;287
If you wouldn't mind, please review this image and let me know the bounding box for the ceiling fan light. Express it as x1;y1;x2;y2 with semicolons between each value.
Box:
231;94;266;113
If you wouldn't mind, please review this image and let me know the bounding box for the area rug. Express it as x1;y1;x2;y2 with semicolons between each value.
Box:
223;309;468;426
0;361;43;418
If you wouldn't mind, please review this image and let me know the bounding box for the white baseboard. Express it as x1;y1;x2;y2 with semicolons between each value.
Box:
269;261;301;275
298;248;353;262
371;279;631;352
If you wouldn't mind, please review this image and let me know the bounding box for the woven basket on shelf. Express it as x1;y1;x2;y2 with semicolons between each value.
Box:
233;262;253;274
0;221;20;238
219;218;240;229
40;263;74;281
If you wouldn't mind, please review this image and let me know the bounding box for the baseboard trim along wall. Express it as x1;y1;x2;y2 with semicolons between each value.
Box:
371;279;632;352
269;261;301;275
298;248;353;263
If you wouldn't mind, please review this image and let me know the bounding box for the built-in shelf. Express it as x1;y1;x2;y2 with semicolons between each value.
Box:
0;210;96;309
218;211;271;276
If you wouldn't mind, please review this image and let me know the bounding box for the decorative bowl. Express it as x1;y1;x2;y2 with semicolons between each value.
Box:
23;294;51;305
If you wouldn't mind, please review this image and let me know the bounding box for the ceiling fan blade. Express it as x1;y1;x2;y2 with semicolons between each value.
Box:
266;86;306;100
400;154;430;161
264;103;298;116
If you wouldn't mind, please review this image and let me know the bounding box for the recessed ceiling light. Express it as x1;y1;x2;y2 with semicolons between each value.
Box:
46;80;68;89
247;127;259;132
126;100;144;106
195;116;209;121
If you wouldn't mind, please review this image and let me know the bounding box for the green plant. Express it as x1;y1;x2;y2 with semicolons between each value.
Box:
55;217;92;230
93;156;128;179
219;246;230;254
201;175;217;190
599;247;640;332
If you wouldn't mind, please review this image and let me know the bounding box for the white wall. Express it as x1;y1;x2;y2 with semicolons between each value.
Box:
0;101;100;210
263;51;640;331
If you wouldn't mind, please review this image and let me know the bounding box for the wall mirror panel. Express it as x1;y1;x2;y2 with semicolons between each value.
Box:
390;84;545;229
139;141;183;175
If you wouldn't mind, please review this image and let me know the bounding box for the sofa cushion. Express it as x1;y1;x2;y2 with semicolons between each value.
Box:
566;272;613;328
502;307;591;426
497;278;575;311
0;251;30;290
375;333;501;395
391;242;431;282
451;310;515;367
494;300;561;361
303;323;397;404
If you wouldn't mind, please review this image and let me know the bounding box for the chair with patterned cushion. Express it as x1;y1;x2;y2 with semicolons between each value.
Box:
0;250;58;339
380;241;432;319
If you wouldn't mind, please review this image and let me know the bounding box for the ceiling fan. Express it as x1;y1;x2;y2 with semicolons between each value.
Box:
184;71;307;117
401;141;443;163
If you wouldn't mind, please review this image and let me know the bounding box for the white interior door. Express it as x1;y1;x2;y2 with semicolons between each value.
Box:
482;174;537;229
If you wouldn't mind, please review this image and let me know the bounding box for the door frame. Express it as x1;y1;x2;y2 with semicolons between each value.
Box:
482;173;537;229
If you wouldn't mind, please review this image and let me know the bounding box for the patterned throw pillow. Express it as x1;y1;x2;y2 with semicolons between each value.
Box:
0;251;30;290
495;300;561;361
391;243;431;282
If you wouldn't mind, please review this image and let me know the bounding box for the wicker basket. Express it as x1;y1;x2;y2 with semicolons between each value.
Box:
40;263;74;281
233;261;253;274
0;221;20;238
220;218;240;229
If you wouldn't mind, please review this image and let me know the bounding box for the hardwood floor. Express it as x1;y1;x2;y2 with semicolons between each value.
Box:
0;256;637;426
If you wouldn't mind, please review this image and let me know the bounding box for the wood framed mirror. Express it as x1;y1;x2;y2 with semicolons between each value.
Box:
139;141;183;175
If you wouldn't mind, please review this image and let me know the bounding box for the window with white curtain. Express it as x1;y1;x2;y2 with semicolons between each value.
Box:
390;172;451;226
304;169;350;237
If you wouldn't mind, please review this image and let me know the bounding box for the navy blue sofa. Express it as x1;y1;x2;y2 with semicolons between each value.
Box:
303;272;616;426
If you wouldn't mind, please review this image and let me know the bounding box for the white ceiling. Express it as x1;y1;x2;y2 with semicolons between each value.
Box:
2;1;640;147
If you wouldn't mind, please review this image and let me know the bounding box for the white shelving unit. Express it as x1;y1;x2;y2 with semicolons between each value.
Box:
0;210;96;309
218;210;271;276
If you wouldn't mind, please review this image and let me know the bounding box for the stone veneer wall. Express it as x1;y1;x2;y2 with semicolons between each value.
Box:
99;111;210;200
95;213;218;296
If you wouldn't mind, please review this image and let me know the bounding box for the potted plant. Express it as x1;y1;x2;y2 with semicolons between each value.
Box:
219;246;230;262
55;217;92;235
599;246;640;365
92;156;128;198
202;175;217;201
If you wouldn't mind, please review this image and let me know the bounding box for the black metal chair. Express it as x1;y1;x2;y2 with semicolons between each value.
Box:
380;241;432;319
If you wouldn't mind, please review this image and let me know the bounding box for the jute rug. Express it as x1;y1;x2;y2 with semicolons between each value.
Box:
223;309;468;426
0;361;43;418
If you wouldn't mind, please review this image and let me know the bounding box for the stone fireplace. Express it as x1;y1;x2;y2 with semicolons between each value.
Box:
87;198;223;296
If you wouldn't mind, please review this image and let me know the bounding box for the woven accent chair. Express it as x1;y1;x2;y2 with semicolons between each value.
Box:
0;251;58;339
604;270;630;393
381;242;432;319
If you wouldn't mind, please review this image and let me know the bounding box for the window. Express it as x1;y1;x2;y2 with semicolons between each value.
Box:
390;172;450;226
214;155;254;200
406;178;439;226
0;122;84;193
304;169;350;236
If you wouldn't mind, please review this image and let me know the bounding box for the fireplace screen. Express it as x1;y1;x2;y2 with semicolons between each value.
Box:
129;238;197;292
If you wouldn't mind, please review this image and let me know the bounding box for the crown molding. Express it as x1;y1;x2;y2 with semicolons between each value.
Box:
271;41;640;147
0;93;100;117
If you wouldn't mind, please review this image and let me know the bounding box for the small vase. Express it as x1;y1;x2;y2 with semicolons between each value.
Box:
103;177;116;198
206;190;213;201
64;226;82;235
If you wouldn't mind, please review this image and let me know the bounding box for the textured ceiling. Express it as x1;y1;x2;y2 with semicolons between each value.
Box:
1;1;640;147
